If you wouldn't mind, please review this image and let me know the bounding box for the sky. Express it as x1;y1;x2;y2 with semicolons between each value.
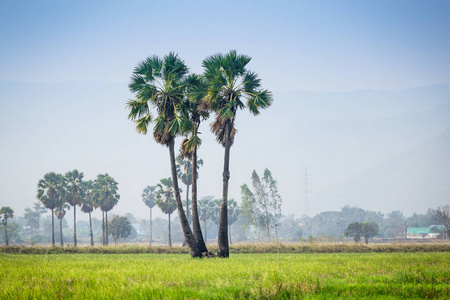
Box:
1;0;450;222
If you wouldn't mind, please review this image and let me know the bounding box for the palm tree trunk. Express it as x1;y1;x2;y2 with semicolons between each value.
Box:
73;204;77;247
168;138;201;258
150;207;152;246
218;119;231;258
59;216;63;247
102;211;105;246
5;218;8;246
105;211;109;246
204;218;207;242
51;208;55;246
168;213;172;247
191;147;208;253
89;211;94;246
186;184;190;224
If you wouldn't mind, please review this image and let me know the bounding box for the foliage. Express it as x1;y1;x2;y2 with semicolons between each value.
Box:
1;253;449;298
0;206;14;223
435;205;450;237
108;215;132;244
142;186;156;210
345;222;362;242
240;169;282;241
361;221;379;244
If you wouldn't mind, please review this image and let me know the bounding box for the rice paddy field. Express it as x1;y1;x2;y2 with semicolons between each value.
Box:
1;251;449;299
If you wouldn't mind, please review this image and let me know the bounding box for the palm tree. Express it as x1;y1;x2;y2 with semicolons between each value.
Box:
127;52;201;257
179;74;211;253
81;180;95;246
155;178;178;247
202;50;272;257
55;202;70;247
65;170;84;247
177;154;207;252
0;206;14;246
94;174;120;246
198;196;214;242
227;199;240;245
37;172;61;246
142;185;156;245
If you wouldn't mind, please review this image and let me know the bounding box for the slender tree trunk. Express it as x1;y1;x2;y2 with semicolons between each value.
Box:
106;211;109;246
229;224;232;245
89;211;94;246
150;207;152;246
218;119;232;258
168;138;201;258
73;204;77;247
102;211;105;246
186;184;190;224
204;218;207;242
168;213;172;247
191;147;208;253
59;216;63;247
4;219;8;246
51;208;55;246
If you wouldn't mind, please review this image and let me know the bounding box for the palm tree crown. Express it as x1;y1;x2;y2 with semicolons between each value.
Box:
203;50;272;146
127;52;191;144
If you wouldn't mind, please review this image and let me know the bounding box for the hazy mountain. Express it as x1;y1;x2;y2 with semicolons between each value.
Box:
313;127;450;215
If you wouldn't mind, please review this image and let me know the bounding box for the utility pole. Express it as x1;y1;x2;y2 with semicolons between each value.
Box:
302;168;310;216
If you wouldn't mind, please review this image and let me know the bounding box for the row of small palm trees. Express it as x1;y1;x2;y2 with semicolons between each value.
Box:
127;50;272;257
142;181;240;247
36;170;119;246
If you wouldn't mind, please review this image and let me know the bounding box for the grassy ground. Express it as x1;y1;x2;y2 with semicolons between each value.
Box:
1;252;449;299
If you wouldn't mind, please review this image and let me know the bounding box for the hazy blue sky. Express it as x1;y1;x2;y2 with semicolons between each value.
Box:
1;0;449;91
1;1;450;222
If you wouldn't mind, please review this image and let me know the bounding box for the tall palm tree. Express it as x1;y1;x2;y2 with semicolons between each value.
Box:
155;178;177;247
37;172;61;246
179;74;211;253
127;52;201;257
94;174;120;246
142;185;156;245
202;50;272;257
65;170;84;247
81;180;95;246
0;206;14;246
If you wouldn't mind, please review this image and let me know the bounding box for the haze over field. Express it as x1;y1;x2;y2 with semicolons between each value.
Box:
1;0;449;221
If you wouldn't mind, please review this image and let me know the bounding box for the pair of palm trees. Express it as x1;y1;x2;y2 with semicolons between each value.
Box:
36;171;119;246
127;50;272;258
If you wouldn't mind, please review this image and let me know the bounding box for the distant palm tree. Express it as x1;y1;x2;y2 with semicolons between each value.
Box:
127;53;201;257
65;170;84;247
81;180;95;246
227;199;240;245
94;174;120;246
202;50;272;257
142;185;156;245
198;196;214;242
0;206;14;246
155;178;178;247
37;172;61;246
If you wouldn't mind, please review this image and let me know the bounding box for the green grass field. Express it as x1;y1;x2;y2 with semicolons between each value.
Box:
1;252;449;299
